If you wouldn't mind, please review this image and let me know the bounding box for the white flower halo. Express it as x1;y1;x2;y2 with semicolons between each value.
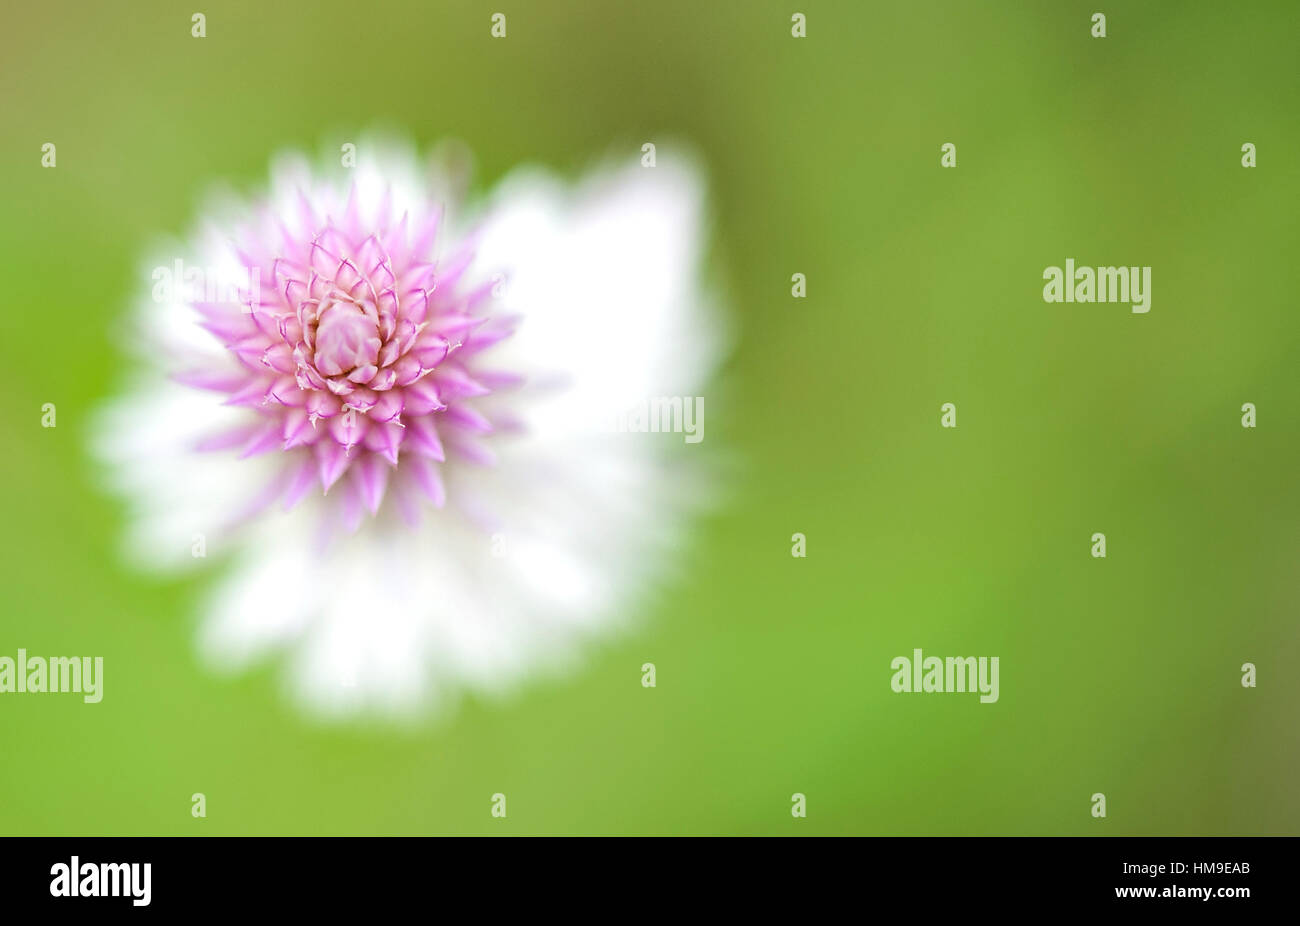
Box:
94;139;726;720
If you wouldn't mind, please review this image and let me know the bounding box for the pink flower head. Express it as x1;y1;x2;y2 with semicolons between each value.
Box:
184;166;516;530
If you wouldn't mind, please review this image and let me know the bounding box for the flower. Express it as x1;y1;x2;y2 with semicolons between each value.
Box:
95;139;724;720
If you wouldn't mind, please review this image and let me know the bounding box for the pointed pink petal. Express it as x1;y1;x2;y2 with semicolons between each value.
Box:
281;407;314;449
329;409;368;449
406;456;445;508
223;378;273;408
368;367;398;391
402;377;444;415
369;390;405;423
261;342;296;373
405;416;445;461
362;420;404;465
446;435;496;467
433;365;491;400
353;454;390;514
173;369;250;392
315;440;351;492
266;375;306;406
402;288;430;326
391;478;423;528
443;403;492;434
391;353;424;386
430;313;483;342
282;455;318;510
343;387;379;412
346;364;379;385
413;335;450;369
239;421;283;458
194;422;262;452
339;477;364;533
305;391;342;420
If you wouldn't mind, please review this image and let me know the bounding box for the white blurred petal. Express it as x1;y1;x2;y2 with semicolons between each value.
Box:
94;145;725;721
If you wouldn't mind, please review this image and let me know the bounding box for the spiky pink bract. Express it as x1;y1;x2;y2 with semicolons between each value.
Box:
184;159;515;530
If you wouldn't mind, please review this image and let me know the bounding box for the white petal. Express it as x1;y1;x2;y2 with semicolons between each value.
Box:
473;157;726;424
91;382;281;571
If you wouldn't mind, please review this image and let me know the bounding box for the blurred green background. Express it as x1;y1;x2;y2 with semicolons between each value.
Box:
1;0;1297;835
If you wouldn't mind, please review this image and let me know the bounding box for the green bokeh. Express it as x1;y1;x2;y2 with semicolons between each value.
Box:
1;0;1296;835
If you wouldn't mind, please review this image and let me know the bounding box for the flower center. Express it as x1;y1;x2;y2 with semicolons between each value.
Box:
313;297;381;377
